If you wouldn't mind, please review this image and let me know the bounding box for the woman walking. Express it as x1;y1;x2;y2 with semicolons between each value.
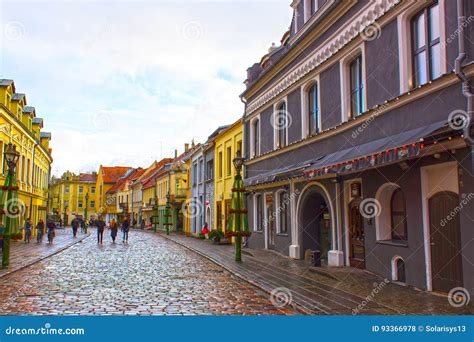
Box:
47;220;56;244
96;216;105;244
122;217;130;243
24;218;32;244
110;219;118;243
36;219;45;243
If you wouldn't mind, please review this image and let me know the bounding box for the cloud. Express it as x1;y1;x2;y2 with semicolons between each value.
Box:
0;0;292;175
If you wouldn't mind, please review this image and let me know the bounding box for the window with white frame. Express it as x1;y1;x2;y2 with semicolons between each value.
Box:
349;55;364;118
301;79;321;138
254;194;264;232
249;116;260;158
274;100;288;149
276;190;289;234
304;0;319;22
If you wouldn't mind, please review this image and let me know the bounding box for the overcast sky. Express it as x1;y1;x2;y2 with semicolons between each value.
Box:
0;0;292;176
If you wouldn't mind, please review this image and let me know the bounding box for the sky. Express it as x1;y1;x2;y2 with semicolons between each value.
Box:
0;0;292;176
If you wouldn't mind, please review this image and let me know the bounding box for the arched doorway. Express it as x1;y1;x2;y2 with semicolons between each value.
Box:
429;191;463;292
299;185;332;266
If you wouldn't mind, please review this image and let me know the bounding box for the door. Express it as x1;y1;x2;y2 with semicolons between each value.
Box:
429;191;463;292
267;203;275;249
349;199;365;268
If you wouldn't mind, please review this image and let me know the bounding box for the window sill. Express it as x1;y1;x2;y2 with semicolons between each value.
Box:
276;233;289;237
376;240;408;248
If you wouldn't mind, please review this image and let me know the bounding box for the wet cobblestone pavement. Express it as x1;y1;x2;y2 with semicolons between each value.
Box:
0;230;294;315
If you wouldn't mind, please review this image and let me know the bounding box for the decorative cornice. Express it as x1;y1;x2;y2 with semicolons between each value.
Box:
245;0;401;117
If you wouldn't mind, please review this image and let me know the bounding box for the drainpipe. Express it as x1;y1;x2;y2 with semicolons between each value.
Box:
455;0;474;171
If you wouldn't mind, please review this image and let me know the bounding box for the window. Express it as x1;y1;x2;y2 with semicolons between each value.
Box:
216;201;222;230
306;82;320;136
226;146;232;176
311;0;318;14
90;200;95;208
254;194;264;232
350;55;364;118
79;185;84;194
218;151;223;179
91;186;96;194
199;159;204;183
26;159;30;184
78;200;83;208
206;160;214;180
412;2;441;87
277;191;289;234
275;101;288;148
65;185;69;193
192;162;198;186
225;199;231;230
250;117;260;157
391;188;407;240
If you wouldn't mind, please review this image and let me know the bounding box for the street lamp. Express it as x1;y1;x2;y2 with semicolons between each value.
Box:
84;192;89;221
2;143;20;268
227;150;250;262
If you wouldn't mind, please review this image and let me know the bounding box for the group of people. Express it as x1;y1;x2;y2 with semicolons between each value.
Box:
23;218;57;244
70;217;87;237
92;216;130;244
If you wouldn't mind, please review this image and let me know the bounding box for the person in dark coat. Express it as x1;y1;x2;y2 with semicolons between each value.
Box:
110;219;118;243
122;217;130;243
71;217;79;237
96;217;105;244
36;219;45;243
47;220;56;244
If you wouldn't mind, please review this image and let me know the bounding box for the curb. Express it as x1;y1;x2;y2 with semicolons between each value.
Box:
156;232;312;315
0;233;91;278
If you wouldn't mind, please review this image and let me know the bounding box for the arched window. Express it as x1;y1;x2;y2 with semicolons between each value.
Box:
276;102;288;148
307;83;319;135
412;2;440;87
391;188;407;240
252;118;260;157
349;55;364;118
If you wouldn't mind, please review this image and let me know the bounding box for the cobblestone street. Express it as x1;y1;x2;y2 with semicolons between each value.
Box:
0;230;294;315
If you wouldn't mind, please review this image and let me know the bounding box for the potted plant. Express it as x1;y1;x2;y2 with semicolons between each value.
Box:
208;229;224;244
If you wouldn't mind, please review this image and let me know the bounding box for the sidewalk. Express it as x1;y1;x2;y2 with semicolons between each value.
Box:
0;228;90;278
160;232;473;315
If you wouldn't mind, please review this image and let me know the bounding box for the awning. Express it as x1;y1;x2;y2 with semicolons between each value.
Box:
304;119;448;178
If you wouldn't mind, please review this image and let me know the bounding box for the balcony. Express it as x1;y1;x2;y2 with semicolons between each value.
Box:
174;188;187;199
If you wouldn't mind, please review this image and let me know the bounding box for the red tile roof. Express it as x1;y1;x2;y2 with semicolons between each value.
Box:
106;168;142;194
78;173;97;183
100;166;131;184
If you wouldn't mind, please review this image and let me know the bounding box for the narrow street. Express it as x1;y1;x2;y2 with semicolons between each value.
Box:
0;230;294;315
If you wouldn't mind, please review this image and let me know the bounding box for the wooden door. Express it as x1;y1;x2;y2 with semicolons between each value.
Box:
349;199;365;268
429;191;463;292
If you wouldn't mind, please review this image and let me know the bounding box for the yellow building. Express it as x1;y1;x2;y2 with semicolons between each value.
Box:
95;165;130;223
214;119;242;232
0;79;53;232
50;171;97;225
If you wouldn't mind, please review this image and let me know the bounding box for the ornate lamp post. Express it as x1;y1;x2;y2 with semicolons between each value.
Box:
1;143;20;268
84;192;89;221
226;150;250;262
164;192;171;235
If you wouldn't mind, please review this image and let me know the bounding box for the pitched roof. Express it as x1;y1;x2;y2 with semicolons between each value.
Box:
0;79;14;87
100;166;131;184
78;173;97;183
40;132;51;139
106;168;142;194
142;164;171;189
11;93;25;102
32;117;43;126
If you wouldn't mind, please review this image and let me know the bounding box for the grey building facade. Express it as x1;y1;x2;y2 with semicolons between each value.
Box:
241;0;474;294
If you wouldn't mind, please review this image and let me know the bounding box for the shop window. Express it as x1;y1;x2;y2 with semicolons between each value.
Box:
254;194;264;232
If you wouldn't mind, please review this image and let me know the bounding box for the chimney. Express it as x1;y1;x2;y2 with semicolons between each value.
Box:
174;149;178;158
185;143;189;152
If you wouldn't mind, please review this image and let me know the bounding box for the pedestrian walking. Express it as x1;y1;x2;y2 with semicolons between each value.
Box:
47;220;56;244
110;219;118;243
122;217;130;243
59;218;62;227
24;218;32;244
140;219;145;230
36;219;45;243
71;217;79;237
82;219;88;234
96;216;105;244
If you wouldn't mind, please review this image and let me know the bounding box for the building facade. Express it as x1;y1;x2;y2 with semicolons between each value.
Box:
0;79;53;233
214;119;243;233
242;0;474;294
188;146;205;235
50;171;97;224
